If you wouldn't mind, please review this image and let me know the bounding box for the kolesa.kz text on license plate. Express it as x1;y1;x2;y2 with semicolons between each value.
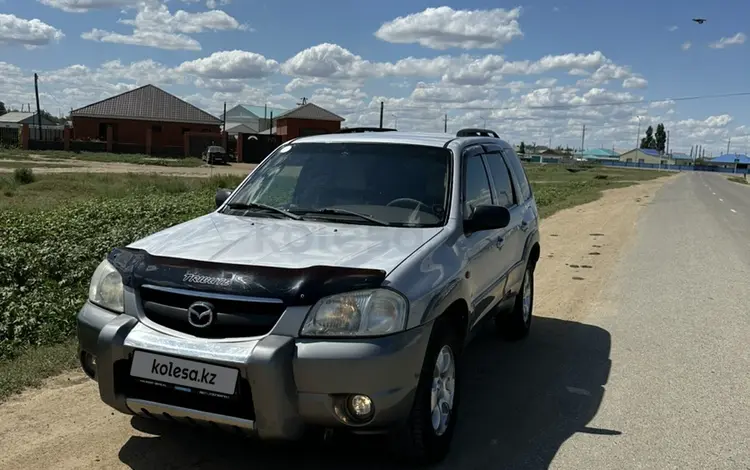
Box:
130;351;239;395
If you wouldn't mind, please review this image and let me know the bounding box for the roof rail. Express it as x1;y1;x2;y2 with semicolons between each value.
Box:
456;128;499;138
337;127;397;133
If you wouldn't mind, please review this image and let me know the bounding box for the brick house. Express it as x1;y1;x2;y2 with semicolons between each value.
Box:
71;84;221;154
272;103;344;142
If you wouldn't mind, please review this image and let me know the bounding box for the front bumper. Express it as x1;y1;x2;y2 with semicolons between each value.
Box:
77;302;432;440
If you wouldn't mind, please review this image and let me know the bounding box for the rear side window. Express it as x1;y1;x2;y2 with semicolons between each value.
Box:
483;153;516;208
463;154;493;215
503;149;532;201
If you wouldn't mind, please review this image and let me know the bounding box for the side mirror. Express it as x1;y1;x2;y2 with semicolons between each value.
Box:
215;188;233;209
464;205;511;233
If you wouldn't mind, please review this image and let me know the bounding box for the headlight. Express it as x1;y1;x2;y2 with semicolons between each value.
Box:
300;289;408;337
88;259;124;313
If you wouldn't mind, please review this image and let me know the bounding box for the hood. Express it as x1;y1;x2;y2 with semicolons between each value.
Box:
127;212;444;274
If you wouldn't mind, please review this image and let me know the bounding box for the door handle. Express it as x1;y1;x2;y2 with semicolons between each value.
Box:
520;220;529;232
496;236;505;249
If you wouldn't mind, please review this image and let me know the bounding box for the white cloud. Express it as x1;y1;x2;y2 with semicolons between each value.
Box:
282;43;609;86
0;13;64;47
119;3;247;33
709;32;746;49
206;0;231;7
667;25;678;32
536;78;557;87
82;29;201;50
38;0;140;12
623;76;648;89
375;6;523;50
81;2;247;50
682;41;692;51
178;50;279;78
577;63;632;88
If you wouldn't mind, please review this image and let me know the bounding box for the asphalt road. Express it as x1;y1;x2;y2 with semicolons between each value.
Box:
549;172;750;470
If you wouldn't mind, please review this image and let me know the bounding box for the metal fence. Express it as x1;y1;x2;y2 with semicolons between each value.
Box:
0;127;20;147
597;159;746;174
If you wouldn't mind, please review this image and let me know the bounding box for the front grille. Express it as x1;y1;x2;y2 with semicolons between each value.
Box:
115;358;255;420
139;285;285;339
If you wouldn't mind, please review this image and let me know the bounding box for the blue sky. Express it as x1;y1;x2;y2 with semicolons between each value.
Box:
1;0;748;154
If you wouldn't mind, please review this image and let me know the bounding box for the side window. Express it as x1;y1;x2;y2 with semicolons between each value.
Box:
484;153;516;208
503;149;532;201
463;154;493;216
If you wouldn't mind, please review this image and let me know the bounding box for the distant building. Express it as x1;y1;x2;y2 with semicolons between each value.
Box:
619;148;674;165
222;104;288;133
71;84;221;150
576;148;620;161
273;103;345;142
671;152;693;163
710;153;750;171
0;112;57;127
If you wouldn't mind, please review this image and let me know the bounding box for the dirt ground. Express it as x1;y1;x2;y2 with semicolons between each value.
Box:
0;176;674;470
0;158;258;177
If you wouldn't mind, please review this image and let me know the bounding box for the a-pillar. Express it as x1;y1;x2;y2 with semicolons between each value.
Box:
106;125;113;153
21;124;29;150
146;127;153;155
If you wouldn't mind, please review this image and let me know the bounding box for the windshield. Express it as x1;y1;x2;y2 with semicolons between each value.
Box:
208;146;225;153
224;142;451;227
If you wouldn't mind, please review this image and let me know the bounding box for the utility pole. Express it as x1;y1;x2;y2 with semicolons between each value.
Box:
727;138;731;155
34;73;42;138
581;124;586;151
222;102;226;132
636;117;641;149
379;101;384;129
444;113;448;133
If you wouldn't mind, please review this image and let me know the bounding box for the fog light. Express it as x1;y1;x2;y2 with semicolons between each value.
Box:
81;351;97;380
348;394;373;418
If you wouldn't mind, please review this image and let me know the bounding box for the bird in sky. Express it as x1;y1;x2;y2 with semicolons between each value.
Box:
692;18;707;24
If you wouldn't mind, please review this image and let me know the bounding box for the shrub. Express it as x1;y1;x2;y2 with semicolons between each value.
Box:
13;168;34;185
0;188;220;361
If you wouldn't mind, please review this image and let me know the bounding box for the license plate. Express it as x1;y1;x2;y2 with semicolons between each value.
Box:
130;351;239;395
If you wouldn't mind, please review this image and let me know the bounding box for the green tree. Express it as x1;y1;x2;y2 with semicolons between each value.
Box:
0;101;6;115
519;141;526;153
655;123;667;153
640;125;656;149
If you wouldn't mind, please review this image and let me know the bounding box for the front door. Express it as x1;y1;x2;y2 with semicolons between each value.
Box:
461;150;503;327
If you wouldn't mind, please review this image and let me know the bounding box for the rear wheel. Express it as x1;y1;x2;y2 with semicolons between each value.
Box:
496;262;534;341
393;320;461;465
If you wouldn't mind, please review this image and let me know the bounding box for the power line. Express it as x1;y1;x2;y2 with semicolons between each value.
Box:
344;90;750;114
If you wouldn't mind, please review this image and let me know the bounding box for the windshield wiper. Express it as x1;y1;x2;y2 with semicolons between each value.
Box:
296;208;391;226
224;202;302;220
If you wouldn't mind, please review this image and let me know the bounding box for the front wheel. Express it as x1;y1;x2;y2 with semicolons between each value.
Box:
496;262;534;341
393;321;460;465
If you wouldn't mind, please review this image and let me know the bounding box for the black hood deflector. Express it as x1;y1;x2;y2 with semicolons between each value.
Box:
108;247;387;306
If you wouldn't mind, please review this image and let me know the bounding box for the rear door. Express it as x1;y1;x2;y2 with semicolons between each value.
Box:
482;145;526;299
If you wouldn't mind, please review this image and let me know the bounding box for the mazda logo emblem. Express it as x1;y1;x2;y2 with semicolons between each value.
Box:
187;301;215;328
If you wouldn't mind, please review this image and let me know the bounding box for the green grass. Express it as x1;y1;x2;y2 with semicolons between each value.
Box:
0;149;204;167
524;164;666;218
0;164;667;402
727;176;749;185
0;339;78;401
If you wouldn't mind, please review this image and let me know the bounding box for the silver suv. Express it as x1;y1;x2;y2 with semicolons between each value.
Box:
77;127;540;464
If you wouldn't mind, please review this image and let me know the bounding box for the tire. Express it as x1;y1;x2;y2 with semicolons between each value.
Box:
393;319;461;465
496;261;535;341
